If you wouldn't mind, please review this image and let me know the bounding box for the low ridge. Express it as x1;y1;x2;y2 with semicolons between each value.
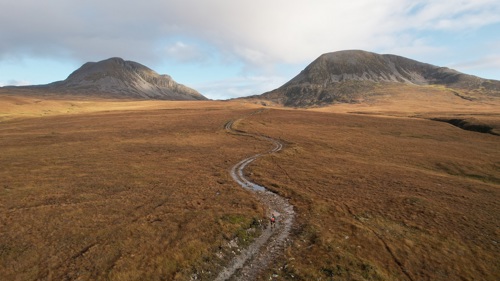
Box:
256;50;500;107
12;57;207;100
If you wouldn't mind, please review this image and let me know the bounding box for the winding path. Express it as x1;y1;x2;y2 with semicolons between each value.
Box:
215;111;295;281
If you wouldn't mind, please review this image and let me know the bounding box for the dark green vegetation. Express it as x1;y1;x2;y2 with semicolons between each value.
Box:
431;117;499;135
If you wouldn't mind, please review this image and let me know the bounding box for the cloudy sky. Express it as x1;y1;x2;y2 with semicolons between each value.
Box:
1;0;499;99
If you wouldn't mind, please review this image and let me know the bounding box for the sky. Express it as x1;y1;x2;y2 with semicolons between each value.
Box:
1;0;499;100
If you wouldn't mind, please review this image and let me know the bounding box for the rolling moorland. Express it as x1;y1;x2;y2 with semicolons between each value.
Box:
1;50;499;280
0;96;269;280
241;107;499;280
0;91;499;281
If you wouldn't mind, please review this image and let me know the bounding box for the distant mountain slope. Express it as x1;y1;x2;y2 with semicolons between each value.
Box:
256;50;500;107
14;57;207;100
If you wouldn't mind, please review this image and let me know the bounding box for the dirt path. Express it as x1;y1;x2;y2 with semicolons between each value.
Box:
215;113;295;281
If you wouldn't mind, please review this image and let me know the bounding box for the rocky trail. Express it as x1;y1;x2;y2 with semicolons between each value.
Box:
215;111;295;281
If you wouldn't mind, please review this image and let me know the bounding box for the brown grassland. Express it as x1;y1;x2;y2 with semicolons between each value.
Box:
242;109;499;280
0;95;268;280
1;87;499;281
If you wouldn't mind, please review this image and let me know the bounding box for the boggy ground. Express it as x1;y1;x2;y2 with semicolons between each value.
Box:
0;99;270;280
241;109;499;280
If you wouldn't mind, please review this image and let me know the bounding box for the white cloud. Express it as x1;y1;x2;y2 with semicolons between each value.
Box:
156;0;500;66
2;0;499;66
164;41;207;63
449;56;500;71
0;80;31;86
195;75;290;100
1;0;499;96
381;35;448;59
405;0;500;31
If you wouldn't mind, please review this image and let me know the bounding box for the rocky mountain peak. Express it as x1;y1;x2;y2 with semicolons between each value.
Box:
258;50;500;107
44;58;207;100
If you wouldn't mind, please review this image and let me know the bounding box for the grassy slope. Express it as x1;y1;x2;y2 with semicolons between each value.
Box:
310;84;500;134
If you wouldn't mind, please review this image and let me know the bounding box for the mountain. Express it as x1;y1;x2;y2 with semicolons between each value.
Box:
255;50;500;107
16;57;207;100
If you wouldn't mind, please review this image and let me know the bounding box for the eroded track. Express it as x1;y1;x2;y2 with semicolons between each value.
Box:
216;112;295;281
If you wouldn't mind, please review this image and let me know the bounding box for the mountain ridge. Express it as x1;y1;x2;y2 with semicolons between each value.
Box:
255;50;500;107
8;57;207;101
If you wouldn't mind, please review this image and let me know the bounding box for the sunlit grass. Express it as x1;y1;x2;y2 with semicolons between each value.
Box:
0;102;266;280
1;93;498;280
243;109;499;280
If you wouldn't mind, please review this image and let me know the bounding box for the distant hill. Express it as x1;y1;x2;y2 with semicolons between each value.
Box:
254;50;500;107
6;57;207;100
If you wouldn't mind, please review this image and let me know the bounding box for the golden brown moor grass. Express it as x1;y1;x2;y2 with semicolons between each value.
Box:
1;93;499;280
309;84;500;116
240;109;499;280
0;100;267;280
0;89;259;121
